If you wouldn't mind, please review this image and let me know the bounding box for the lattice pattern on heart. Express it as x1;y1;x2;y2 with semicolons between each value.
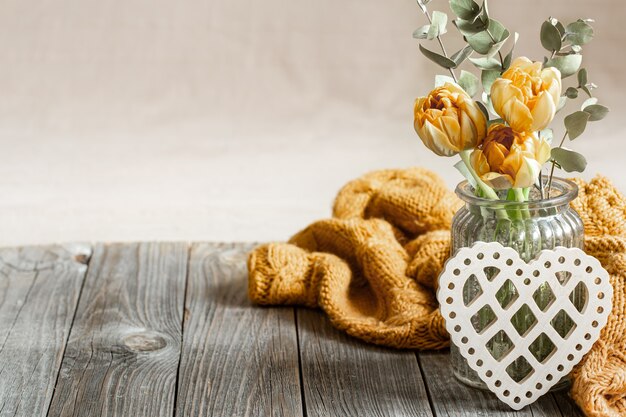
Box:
437;242;612;410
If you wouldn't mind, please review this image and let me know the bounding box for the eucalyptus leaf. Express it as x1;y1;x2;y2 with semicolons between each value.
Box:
564;111;591;140
419;44;457;68
481;92;499;117
435;74;456;87
565;87;579;99
581;85;592;97
577;68;588;87
551;148;588;173
583;104;609;121
539;128;554;145
541;20;562;51
454;16;489;35
458;70;480;97
581;97;598;110
428;11;448;40
566;21;594;45
476;100;490;120
503;32;519;70
454;159;477;187
413;25;433;39
480;0;489;21
451;45;474;66
549;17;566;36
466;19;509;55
571;45;582;53
449;0;480;20
545;54;583;78
469;56;502;70
481;69;500;93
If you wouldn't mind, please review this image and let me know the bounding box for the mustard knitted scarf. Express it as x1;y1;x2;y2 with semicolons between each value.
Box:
247;168;626;417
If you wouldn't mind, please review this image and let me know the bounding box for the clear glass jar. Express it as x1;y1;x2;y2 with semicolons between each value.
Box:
450;178;584;391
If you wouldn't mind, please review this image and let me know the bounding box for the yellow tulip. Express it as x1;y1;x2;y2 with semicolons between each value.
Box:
490;57;562;132
471;123;551;189
414;83;487;157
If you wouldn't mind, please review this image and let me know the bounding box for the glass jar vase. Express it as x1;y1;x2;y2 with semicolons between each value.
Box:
449;178;584;391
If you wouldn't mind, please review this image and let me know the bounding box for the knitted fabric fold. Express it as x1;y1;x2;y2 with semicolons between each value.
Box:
247;168;626;417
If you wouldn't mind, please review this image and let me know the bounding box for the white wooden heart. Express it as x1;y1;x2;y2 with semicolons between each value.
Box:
437;242;612;410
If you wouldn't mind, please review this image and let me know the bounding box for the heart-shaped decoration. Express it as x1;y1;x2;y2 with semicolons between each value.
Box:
437;242;612;410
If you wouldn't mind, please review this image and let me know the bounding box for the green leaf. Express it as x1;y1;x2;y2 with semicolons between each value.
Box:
549;17;565;36
449;0;480;20
469;57;502;70
556;96;568;113
581;85;592;97
458;70;480;97
565;87;579;99
434;74;456;87
428;11;448;40
454;159;478;188
476;101;490;120
487;117;504;127
480;0;489;21
566;21;594;45
419;44;457;68
551;148;587;173
545;54;583;78
454;17;489;35
539;128;554;145
577;68;588;87
564;111;591;140
451;45;474;66
503;32;519;70
466;19;509;55
413;25;432;39
541;20;562;52
481;69;500;93
583;104;609;121
581;97;598;110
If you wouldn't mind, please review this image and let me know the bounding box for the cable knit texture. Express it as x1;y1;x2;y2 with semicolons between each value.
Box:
247;168;626;417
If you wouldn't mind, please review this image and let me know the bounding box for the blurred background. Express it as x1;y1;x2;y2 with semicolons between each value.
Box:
0;0;623;246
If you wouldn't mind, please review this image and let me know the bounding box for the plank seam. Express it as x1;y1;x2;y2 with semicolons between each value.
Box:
294;308;308;417
44;247;92;417
172;242;192;417
416;352;438;417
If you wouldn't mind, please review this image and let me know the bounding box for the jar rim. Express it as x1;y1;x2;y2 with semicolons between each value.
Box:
455;177;578;209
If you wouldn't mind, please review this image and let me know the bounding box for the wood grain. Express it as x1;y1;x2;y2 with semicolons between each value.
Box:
418;350;565;417
297;308;433;417
175;243;302;417
46;243;187;417
0;244;91;417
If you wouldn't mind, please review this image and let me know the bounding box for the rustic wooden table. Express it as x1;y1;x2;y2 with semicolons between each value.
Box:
0;242;584;417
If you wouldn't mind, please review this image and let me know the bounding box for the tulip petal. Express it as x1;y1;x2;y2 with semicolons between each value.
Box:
541;67;562;104
470;149;490;177
502;97;533;132
482;172;513;190
438;116;462;151
491;79;524;120
530;91;556;131
420;120;457;156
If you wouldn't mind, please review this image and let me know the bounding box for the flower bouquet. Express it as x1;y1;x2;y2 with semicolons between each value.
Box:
412;0;610;393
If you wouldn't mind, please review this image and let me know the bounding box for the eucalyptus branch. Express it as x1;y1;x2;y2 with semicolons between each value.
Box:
485;28;505;68
547;130;568;197
422;7;459;82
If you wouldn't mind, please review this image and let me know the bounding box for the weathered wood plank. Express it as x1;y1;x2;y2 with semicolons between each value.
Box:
418;350;566;417
47;243;187;417
0;244;91;417
175;243;302;417
297;309;433;417
552;391;585;417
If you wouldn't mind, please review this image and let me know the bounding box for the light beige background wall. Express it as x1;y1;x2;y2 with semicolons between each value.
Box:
0;0;623;245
